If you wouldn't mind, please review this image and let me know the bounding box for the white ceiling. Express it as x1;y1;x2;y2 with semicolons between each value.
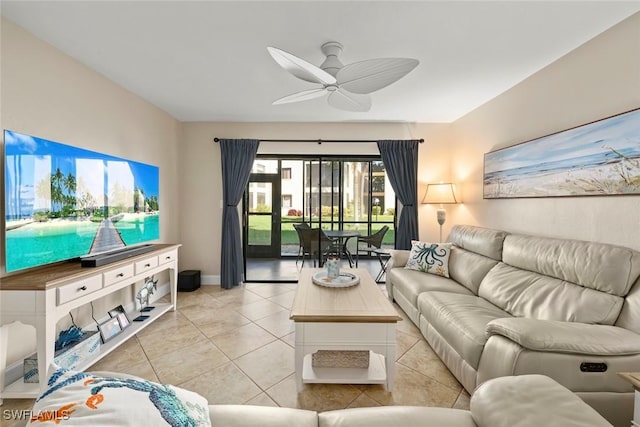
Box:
2;1;639;123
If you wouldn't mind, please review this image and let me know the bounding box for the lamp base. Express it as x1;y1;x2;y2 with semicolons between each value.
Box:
436;208;446;242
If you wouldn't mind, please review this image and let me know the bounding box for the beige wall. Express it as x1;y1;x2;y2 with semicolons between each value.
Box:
447;12;640;250
3;10;639;288
179;122;450;281
0;18;180;327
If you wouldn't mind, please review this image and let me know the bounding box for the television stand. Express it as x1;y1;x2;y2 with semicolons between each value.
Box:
80;244;156;267
0;243;181;402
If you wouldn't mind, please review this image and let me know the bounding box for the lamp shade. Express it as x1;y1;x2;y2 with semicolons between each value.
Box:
422;183;458;204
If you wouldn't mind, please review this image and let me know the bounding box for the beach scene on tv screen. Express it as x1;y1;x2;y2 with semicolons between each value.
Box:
4;130;160;272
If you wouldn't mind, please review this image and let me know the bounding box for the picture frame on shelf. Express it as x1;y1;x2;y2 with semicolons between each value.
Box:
115;313;130;330
108;305;130;330
98;317;121;343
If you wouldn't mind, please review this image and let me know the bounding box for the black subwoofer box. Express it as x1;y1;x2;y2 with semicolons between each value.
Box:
178;270;201;292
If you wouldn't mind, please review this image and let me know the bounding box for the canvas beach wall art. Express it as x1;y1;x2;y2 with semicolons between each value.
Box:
483;108;640;199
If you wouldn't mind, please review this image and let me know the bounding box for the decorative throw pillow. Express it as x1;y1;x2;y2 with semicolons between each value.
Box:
30;364;211;426
404;241;452;278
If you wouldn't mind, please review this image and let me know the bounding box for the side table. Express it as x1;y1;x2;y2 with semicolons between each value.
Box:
372;248;392;283
619;372;640;426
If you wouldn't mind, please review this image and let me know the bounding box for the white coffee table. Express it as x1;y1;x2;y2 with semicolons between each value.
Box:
290;268;401;391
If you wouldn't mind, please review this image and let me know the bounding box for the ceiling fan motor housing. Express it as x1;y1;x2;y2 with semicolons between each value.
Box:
320;41;344;76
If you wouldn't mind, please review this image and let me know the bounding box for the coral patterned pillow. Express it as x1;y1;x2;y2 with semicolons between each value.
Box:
30;364;211;426
404;241;452;278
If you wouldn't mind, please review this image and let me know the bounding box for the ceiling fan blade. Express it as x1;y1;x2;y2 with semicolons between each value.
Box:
327;89;371;112
267;46;337;85
336;58;419;94
272;88;328;105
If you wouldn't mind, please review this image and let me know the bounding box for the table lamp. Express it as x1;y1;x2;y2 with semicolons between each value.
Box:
422;183;458;242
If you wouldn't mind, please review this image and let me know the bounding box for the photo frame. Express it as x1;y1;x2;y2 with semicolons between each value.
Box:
483;108;640;199
108;305;130;329
98;317;122;343
115;312;130;330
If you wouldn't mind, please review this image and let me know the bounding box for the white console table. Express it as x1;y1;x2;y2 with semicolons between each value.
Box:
0;243;181;402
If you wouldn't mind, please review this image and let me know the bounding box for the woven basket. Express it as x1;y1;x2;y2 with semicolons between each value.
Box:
311;350;370;368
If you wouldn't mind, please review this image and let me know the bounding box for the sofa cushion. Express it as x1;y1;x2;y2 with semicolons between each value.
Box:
447;225;507;261
479;263;623;325
448;247;499;295
471;375;612;427
616;280;640;334
31;364;211;426
502;234;640;296
318;406;476;427
209;405;317;427
388;268;473;307
405;241;452;277
418;292;511;369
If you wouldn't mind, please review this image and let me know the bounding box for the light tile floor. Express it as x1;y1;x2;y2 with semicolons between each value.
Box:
0;283;469;426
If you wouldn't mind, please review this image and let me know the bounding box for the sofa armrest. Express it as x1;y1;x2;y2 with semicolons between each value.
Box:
388;249;410;269
486;318;640;355
471;375;612;427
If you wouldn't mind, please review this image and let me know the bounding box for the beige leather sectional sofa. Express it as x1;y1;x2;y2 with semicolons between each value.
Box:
386;224;640;427
210;375;610;427
24;373;612;426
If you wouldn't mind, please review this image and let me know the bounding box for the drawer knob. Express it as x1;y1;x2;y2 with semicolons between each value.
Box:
165;256;171;260
145;263;151;268
78;286;87;291
117;273;125;277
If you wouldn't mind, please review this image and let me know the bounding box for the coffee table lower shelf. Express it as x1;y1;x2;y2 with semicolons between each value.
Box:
302;351;387;385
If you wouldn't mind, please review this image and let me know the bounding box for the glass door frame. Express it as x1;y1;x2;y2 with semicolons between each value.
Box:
243;173;281;258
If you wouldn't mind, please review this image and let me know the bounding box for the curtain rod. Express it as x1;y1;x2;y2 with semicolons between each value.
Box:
213;137;424;145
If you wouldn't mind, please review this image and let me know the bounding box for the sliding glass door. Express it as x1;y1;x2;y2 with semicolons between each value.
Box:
244;156;396;282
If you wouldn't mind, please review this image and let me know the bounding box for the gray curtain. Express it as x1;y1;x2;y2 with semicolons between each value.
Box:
377;140;419;250
220;139;260;289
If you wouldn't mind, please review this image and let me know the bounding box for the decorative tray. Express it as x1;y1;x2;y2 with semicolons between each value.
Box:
312;271;360;288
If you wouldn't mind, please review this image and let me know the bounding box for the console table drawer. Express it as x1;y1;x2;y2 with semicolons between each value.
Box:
135;256;159;274
57;275;103;305
103;264;135;287
158;250;178;266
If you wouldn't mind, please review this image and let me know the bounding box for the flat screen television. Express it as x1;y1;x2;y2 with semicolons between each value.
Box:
4;130;160;273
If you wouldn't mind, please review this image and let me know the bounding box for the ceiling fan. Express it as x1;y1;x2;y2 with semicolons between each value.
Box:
267;41;419;112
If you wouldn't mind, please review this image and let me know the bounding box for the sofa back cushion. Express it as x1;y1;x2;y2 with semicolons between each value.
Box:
479;263;623;324
502;234;640;296
479;234;640;325
448;225;508;261
448;247;499;295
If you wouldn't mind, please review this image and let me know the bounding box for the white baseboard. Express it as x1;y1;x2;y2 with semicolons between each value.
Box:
202;275;220;285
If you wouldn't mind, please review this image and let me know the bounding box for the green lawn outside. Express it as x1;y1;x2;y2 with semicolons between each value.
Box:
248;215;395;247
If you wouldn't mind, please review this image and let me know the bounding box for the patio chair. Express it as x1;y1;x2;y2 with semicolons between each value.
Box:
297;227;333;268
293;223;311;266
355;225;389;266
